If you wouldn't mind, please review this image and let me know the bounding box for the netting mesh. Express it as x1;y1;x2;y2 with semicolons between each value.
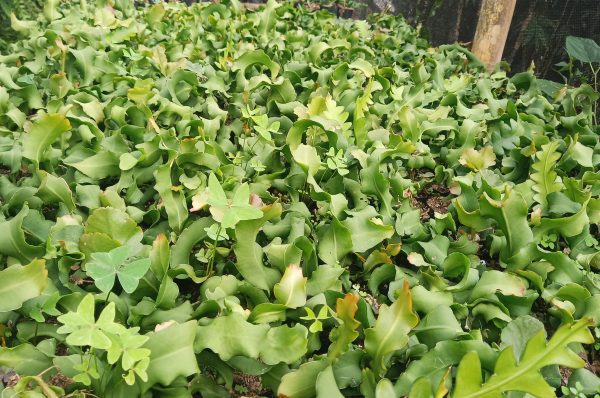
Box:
361;0;600;80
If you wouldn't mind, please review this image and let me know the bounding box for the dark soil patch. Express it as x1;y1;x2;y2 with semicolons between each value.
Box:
48;372;73;389
232;372;266;397
531;299;554;335
560;367;573;385
409;182;451;221
426;196;449;214
55;343;68;356
0;370;19;388
476;243;502;271
268;188;291;205
590;358;600;376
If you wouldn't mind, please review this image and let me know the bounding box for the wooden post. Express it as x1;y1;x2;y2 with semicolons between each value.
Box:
471;0;517;71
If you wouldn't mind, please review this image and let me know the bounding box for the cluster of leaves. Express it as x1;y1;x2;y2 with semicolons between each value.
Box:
0;0;44;51
0;0;599;397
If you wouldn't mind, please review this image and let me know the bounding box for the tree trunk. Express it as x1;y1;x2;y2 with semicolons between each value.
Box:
471;0;517;70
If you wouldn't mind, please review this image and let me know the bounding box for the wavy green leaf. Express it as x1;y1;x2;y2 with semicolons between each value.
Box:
453;318;594;397
365;280;419;376
233;203;282;290
22;113;70;165
0;259;47;312
531;142;563;209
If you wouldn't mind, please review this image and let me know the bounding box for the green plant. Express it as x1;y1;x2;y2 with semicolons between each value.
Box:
0;1;598;397
453;318;594;397
57;294;150;386
86;246;150;295
565;36;600;121
300;305;331;333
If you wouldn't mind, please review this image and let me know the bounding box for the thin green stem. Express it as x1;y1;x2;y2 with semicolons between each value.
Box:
206;223;222;276
301;177;309;203
243;136;261;175
590;63;598;125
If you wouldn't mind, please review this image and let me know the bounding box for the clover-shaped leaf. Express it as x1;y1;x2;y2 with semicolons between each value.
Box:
57;294;124;349
86;245;151;294
204;223;229;241
106;327;151;385
300;306;331;333
73;355;100;386
207;173;263;229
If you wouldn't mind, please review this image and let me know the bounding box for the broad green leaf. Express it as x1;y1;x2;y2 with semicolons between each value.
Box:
396;340;498;396
150;234;170;280
306;265;345;296
274;264;307;308
170;217;213;268
0;206;45;263
534;194;591;239
360;159;395;222
316;366;344;398
414;305;465;348
375;378;396;398
0;259;48;312
418;235;450;267
0;344;52;375
317;216;353;265
232;49;280;78
82;207;142;250
278;359;329;398
292;144;321;177
452;318;594;397
261;324;309;365
37;171;76;211
195;313;308;365
65;151;120;179
365;280;419;376
398;105;421;143
155;164;188;233
233;203;282;290
470;270;527;300
479;189;533;266
143;321;199;389
566;36;600;63
22;113;70;164
500;315;545;359
343;206;394;253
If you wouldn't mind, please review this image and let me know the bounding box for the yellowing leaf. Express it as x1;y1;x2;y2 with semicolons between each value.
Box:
459;146;496;171
292;144;321;177
328;293;361;360
274;264;307;308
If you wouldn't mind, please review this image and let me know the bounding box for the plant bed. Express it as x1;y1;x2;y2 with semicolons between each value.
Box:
0;0;599;397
